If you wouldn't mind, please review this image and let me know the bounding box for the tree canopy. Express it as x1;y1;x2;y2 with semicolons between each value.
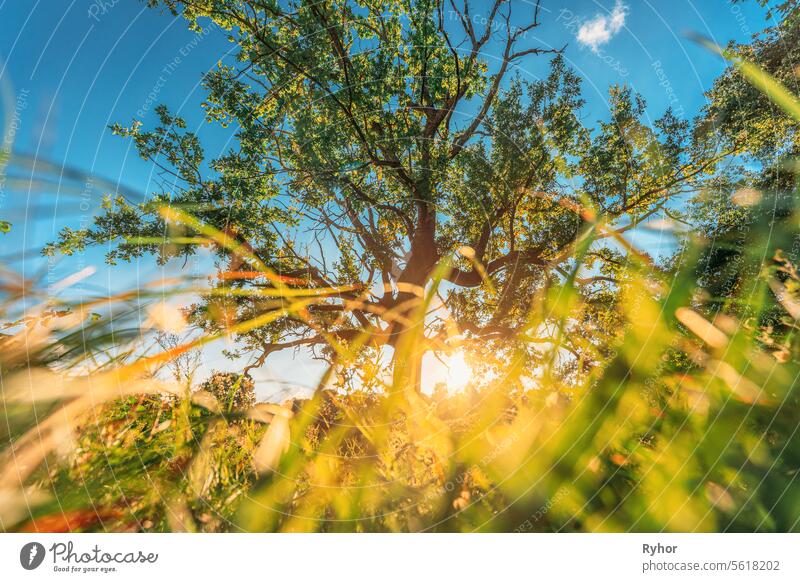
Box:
45;0;747;392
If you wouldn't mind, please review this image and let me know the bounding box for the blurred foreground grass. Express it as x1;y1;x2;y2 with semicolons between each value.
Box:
1;184;799;533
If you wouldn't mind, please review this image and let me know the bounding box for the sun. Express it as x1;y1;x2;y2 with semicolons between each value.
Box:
444;350;472;392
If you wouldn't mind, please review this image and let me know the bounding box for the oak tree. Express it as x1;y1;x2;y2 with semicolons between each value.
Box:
46;0;730;392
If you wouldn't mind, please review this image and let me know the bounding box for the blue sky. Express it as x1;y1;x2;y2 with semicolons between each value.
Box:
0;0;773;398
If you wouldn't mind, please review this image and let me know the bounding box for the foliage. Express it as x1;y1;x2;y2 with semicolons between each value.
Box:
44;0;731;393
200;372;257;412
707;1;800;159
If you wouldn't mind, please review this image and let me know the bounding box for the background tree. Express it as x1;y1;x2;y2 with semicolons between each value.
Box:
46;0;733;392
691;0;800;331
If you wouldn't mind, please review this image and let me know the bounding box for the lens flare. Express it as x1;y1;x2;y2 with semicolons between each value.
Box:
445;350;472;392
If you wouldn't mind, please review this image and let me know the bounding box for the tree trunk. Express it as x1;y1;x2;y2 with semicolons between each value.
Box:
389;203;438;394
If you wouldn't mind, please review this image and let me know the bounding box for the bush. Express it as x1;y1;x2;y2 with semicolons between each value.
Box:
199;372;256;412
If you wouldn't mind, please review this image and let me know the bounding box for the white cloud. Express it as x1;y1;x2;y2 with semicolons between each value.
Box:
577;1;628;52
